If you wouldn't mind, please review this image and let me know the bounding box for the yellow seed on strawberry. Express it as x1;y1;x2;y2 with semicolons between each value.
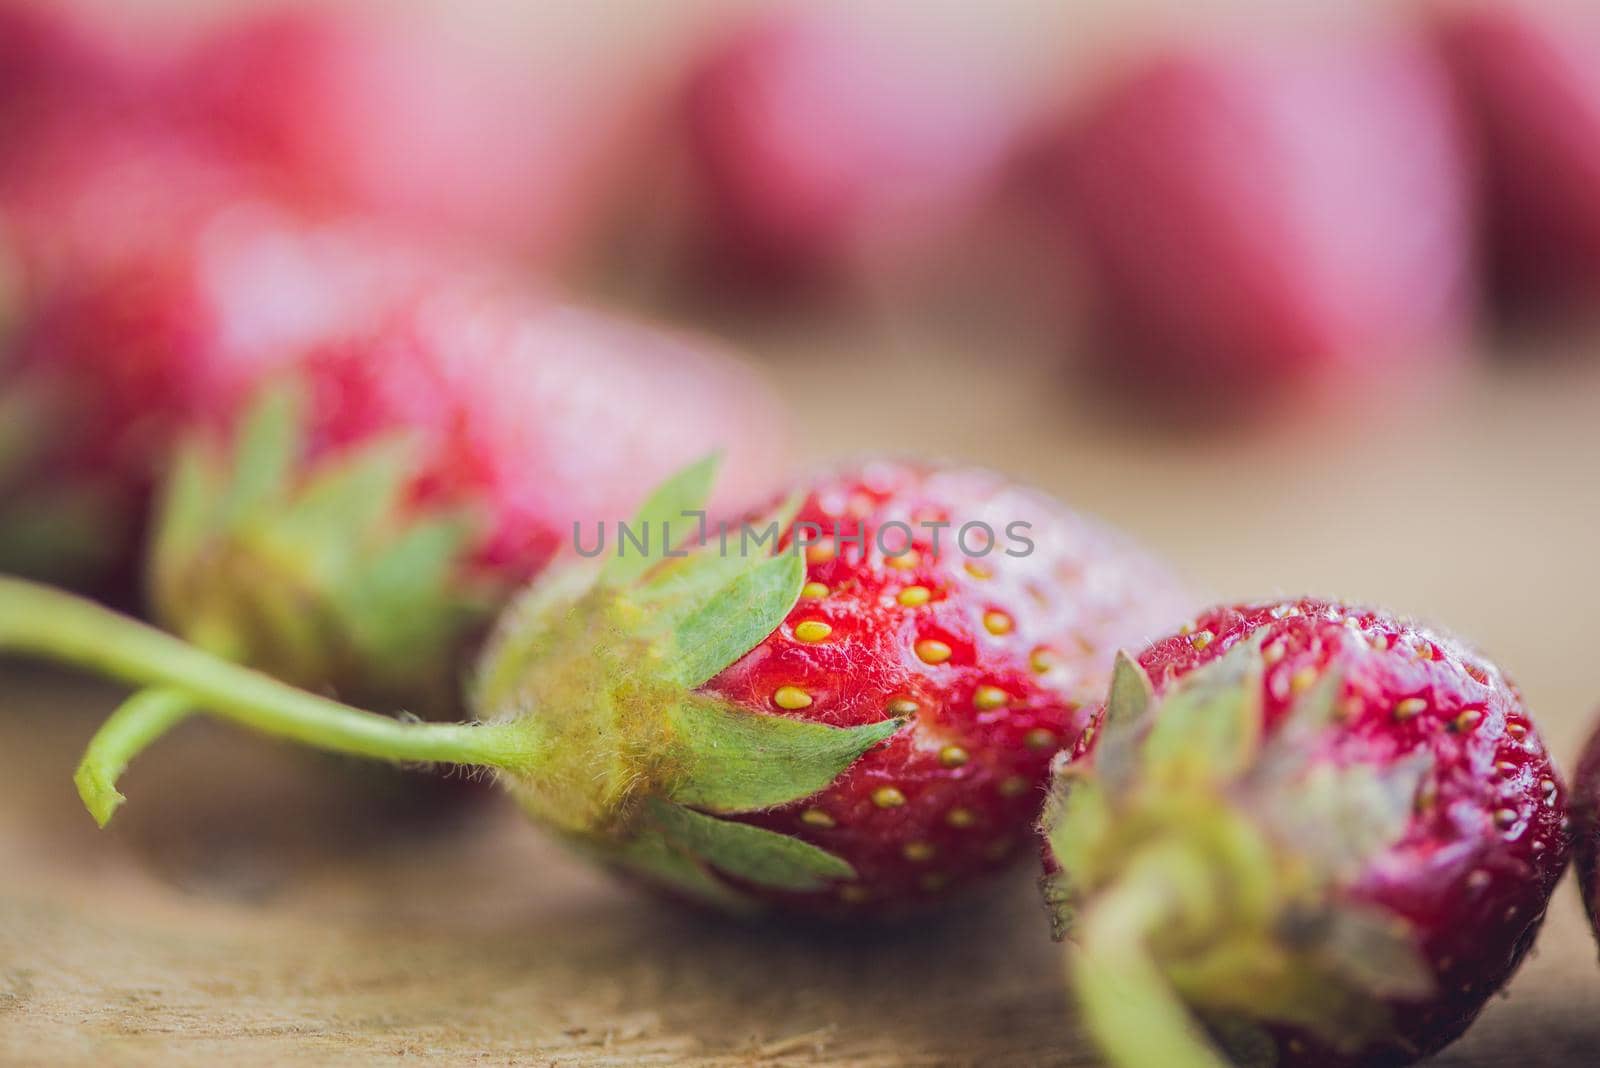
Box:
902;842;936;863
974;686;1009;711
888;697;920;716
801;581;830;599
1395;697;1427;720
774;685;813;710
945;807;977;828
898;585;932;607
983;610;1013;636
1024;728;1055;750
939;745;970;768
801;808;836;828
886;549;921;570
794;620;832;643
998;776;1029;798
916;639;953;665
872;786;907;808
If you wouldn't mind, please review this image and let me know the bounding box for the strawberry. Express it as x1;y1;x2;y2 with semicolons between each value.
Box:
0;0;144;154
1432;1;1600;317
0;459;1188;916
151;281;791;710
1050;33;1474;399
167;2;625;259
678;11;1018;288
1;141;789;703
0;138;313;593
1042;598;1570;1067
1575;714;1600;942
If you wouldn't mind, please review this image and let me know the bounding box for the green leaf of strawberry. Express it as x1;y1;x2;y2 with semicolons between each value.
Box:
150;379;493;711
665;697;902;814
645;798;856;890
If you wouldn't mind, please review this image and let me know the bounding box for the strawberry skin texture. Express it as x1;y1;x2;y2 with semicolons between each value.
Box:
681;12;1015;286
276;285;792;585
702;462;1190;914
1137;599;1569;1066
1057;35;1474;395
1433;2;1600;315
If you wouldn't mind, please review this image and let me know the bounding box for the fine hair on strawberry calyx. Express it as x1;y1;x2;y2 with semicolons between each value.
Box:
1043;639;1437;1068
0;455;905;910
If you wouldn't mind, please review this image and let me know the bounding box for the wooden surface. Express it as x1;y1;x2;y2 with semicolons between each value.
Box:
4;327;1600;1066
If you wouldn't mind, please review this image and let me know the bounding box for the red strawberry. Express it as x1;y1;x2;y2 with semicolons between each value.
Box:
1;144;789;701
0;0;146;153
679;11;1019;288
1574;714;1600;942
1051;32;1474;399
668;460;1190;911
168;2;625;259
1432;1;1600;317
1042;598;1569;1067
0;459;1188;916
0;138;325;592
148;282;789;710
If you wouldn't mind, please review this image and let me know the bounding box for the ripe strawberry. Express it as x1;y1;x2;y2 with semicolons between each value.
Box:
1051;33;1474;398
0;0;144;154
0;138;315;592
1570;712;1600;942
1432;1;1600;316
151;280;791;710
1;142;789;701
0;459;1188;917
620;460;1189;912
679;11;1018;287
1043;598;1570;1067
167;2;625;259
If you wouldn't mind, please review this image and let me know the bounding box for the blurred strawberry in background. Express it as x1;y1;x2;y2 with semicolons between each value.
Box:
167;2;629;263
1433;1;1600;321
0;0;148;157
1037;29;1476;403
670;9;1021;293
0;144;419;594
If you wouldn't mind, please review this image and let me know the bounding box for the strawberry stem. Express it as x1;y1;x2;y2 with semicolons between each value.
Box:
1071;846;1232;1068
0;576;535;822
74;687;196;827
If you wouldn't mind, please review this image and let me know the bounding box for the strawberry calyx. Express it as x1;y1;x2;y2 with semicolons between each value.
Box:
150;380;497;712
1043;640;1435;1067
469;457;904;906
0;458;903;906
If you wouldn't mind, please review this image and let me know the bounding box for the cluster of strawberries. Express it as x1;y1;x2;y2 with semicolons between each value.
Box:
5;3;1600;1068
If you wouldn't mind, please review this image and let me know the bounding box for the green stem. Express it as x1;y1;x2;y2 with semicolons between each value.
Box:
0;576;537;792
1071;849;1232;1068
74;688;196;828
